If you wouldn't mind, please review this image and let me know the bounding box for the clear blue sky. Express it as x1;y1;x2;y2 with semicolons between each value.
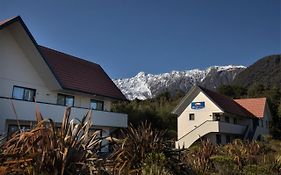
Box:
1;0;280;79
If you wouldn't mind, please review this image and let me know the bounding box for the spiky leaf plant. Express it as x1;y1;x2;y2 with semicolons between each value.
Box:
0;107;107;175
109;121;166;174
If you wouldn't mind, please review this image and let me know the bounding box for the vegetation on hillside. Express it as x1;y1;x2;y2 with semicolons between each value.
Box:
218;84;281;138
232;54;281;88
111;91;185;139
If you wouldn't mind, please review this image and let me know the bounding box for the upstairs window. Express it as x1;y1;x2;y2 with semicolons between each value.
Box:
189;113;195;120
57;94;74;106
12;86;36;102
213;113;221;121
234;118;238;124
225;116;230;123
90;99;104;111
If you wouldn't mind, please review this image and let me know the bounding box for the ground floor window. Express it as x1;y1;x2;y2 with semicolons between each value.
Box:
226;135;231;143
7;124;31;136
216;134;221;144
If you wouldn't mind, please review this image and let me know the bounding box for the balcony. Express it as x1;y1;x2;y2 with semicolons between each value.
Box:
176;120;247;148
0;97;128;133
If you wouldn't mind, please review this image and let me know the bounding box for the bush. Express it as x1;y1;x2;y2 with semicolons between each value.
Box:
0;107;106;175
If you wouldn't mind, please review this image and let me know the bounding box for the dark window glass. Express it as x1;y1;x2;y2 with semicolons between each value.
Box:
216;134;221;144
90;100;104;111
189;113;195;120
234;118;238;124
225;116;230;123
57;94;74;106
213;113;221;121
12;86;36;101
8;124;31;136
226;135;231;143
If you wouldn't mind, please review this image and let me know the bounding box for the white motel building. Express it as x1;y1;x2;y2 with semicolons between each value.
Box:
0;16;128;149
173;85;271;148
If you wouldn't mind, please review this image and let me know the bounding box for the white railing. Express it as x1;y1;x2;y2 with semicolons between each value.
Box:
0;97;127;133
176;120;246;149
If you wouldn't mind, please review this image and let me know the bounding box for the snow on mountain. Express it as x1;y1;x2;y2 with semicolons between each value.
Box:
113;65;246;100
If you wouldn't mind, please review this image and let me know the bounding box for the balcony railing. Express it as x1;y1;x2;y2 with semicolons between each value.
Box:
176;120;247;148
0;97;128;133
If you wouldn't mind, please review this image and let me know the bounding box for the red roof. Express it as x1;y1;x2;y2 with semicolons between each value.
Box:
0;16;126;100
234;98;266;118
39;46;127;100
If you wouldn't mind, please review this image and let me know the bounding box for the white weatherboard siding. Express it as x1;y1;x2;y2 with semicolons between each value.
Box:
0;98;128;134
177;91;222;140
0;23;127;135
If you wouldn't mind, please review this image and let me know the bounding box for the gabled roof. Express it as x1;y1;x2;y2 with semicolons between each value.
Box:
39;46;127;100
0;16;127;100
173;85;259;118
234;98;266;118
199;86;254;118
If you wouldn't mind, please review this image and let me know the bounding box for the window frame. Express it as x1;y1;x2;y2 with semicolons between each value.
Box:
57;93;75;107
189;113;195;120
12;86;36;102
90;99;104;111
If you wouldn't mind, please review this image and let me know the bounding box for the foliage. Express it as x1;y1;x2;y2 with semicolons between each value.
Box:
141;152;172;175
183;139;281;175
111;92;183;139
109;122;165;174
183;139;216;174
0;107;106;175
109;121;191;175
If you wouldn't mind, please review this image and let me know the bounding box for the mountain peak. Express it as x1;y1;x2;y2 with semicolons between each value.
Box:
114;65;246;100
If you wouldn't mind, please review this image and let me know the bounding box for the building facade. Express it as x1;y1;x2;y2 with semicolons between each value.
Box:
0;16;128;151
173;85;271;148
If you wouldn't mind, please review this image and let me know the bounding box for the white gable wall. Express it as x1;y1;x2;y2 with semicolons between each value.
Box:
177;91;223;139
0;27;113;110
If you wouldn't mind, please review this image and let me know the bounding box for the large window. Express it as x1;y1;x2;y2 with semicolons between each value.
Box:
90;99;104;111
57;94;74;106
12;86;36;102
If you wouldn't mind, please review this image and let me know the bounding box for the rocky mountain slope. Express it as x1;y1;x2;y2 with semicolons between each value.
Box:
114;65;246;100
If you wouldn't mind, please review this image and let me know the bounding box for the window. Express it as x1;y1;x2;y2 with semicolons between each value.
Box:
226;135;231;143
57;94;74;106
216;134;221;144
189;113;195;120
225;116;230;123
261;120;264;127
90;99;104;111
12;86;36;101
213;113;221;121
8;124;31;136
234;118;238;124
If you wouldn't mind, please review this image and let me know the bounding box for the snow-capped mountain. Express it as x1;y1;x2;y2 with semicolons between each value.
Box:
114;65;246;100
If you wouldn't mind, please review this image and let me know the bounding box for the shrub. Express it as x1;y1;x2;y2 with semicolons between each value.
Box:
0;107;107;175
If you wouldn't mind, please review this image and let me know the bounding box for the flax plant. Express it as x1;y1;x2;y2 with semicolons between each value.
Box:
0;107;107;175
